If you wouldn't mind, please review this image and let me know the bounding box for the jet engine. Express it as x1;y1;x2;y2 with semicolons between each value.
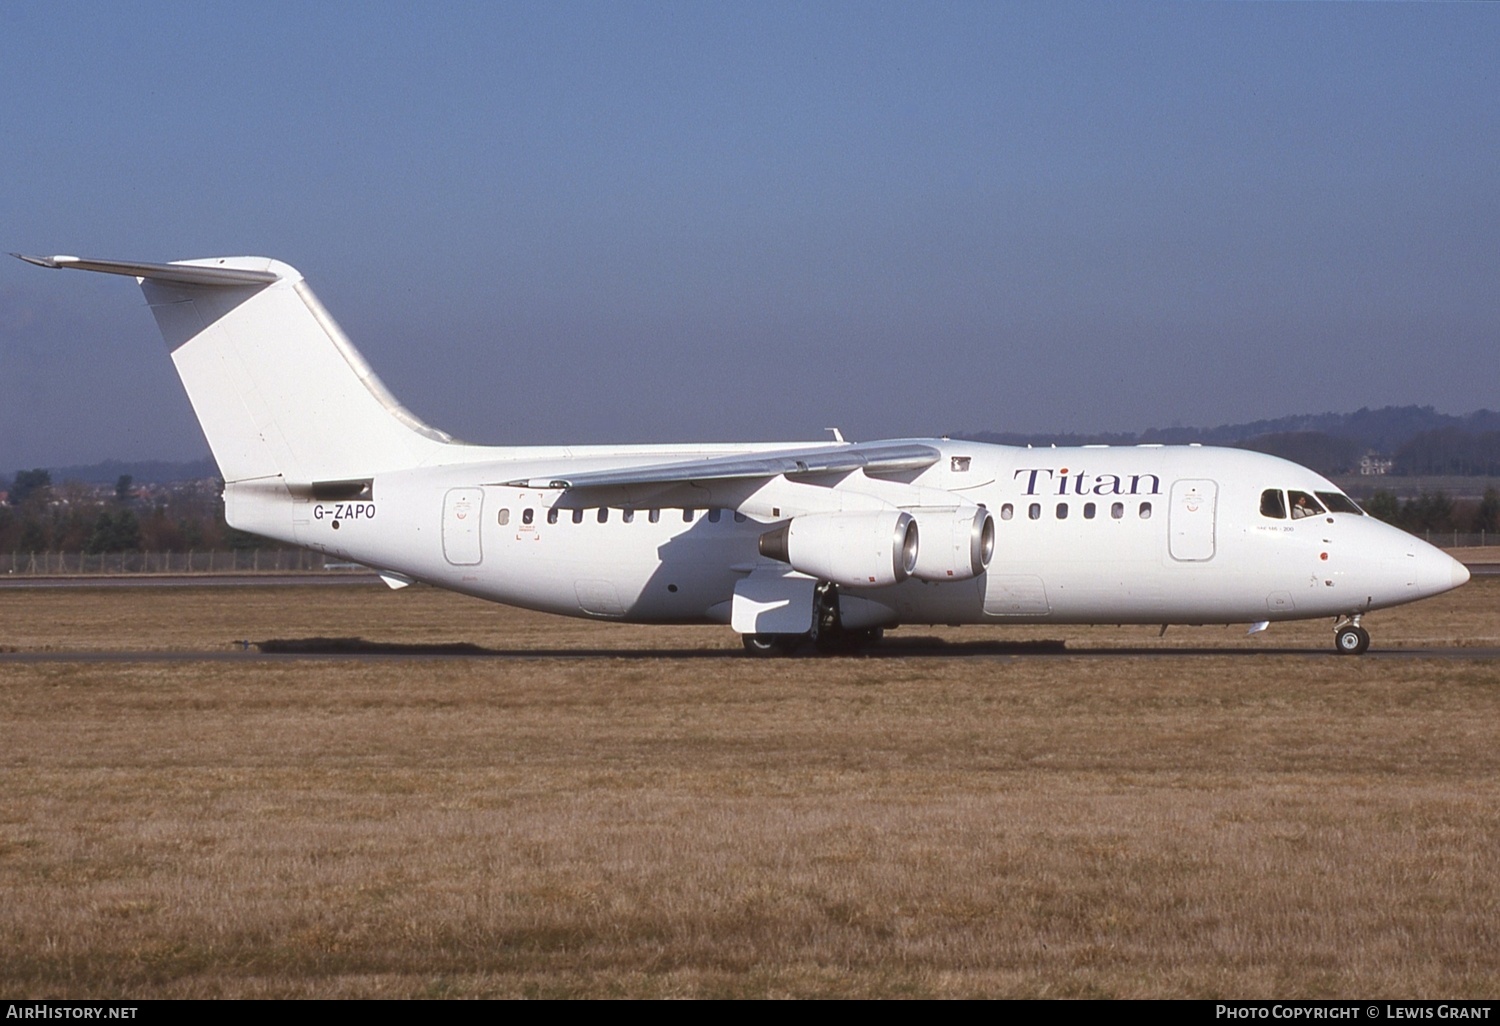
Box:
759;511;918;588
909;506;994;582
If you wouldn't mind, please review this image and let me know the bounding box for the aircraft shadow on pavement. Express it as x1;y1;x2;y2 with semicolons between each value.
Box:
249;636;1356;659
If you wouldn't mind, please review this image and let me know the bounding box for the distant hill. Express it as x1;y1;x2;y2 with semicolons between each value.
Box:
959;406;1500;450
957;406;1500;478
9;405;1500;488
8;458;220;487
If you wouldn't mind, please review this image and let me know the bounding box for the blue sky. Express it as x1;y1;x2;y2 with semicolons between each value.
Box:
3;2;1497;467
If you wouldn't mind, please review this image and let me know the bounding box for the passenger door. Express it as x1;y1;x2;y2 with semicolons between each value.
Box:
442;487;484;565
1168;479;1217;562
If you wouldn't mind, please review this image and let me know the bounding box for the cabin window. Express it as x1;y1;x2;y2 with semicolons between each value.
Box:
546;508;559;525
951;456;971;472
708;508;722;523
1056;502;1069;520
1083;502;1096;519
497;508;510;526
1111;502;1124;519
572;508;584;524
1139;501;1153;519
649;509;661;523
522;508;534;525
1028;503;1041;520
597;508;609;523
1316;492;1364;515
1260;489;1287;519
733;511;747;523
1000;503;1014;521
683;509;695;523
1288;491;1325;519
623;508;635;523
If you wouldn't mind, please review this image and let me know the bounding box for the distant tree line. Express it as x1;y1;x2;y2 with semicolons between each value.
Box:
1364;487;1500;535
1388;428;1500;477
0;469;268;553
1234;428;1500;478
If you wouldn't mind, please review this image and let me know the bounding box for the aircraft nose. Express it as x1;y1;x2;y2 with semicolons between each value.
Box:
1414;544;1470;598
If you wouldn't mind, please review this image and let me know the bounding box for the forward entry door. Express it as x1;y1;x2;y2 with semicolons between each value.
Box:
1168;479;1217;562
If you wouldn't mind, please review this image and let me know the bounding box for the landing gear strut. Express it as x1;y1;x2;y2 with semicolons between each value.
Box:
1333;615;1370;656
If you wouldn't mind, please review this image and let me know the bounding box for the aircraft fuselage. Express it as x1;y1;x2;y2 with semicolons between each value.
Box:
227;440;1465;630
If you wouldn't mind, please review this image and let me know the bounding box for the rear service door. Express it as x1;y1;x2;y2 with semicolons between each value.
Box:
442;487;484;565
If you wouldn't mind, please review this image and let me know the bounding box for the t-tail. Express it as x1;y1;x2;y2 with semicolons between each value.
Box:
14;254;455;539
17;254;453;482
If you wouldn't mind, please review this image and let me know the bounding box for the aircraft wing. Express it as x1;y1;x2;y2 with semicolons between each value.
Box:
500;441;941;490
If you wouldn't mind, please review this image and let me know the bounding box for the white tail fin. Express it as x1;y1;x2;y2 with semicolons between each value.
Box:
16;255;451;484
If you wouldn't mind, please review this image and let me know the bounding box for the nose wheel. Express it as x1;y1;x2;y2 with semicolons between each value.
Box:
1334;616;1370;656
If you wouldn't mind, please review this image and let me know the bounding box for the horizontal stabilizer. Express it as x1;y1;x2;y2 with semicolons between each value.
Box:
16;251;450;484
502;441;941;491
13;253;280;287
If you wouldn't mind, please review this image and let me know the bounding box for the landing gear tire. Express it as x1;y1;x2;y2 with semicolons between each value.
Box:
742;633;804;657
1335;624;1370;656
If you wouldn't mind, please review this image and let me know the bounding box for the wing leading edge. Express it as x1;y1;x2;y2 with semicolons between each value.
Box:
499;441;942;491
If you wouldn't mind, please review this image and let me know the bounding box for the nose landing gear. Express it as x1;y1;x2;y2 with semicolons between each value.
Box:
1334;615;1370;655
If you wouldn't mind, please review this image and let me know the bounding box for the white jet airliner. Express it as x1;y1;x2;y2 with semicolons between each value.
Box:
17;254;1470;655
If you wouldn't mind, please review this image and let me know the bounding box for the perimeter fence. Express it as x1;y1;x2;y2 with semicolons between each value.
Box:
1418;530;1493;548
0;550;355;576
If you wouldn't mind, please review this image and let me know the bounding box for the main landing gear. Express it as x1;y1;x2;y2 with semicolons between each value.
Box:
741;627;885;657
1334;614;1370;656
742;633;803;657
741;582;886;657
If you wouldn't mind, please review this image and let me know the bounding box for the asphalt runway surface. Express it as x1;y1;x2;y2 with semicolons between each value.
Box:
3;566;1494;661
3;639;1497;663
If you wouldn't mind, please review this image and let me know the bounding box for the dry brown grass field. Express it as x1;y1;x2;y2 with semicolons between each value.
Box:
1;578;1498;998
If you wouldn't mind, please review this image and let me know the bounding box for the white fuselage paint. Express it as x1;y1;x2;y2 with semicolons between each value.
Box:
228;440;1466;629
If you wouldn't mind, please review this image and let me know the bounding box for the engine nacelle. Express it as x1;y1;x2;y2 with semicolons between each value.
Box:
909;506;994;582
759;511;918;588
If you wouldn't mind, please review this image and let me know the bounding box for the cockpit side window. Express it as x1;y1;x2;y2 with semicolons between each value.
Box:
1288;491;1325;519
1316;491;1364;515
1260;489;1287;519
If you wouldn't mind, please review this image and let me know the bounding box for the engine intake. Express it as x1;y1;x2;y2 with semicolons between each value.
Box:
759;511;918;588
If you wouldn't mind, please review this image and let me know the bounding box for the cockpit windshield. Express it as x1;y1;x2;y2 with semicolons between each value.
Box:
1261;489;1364;519
1316;491;1364;515
1288;491;1325;519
